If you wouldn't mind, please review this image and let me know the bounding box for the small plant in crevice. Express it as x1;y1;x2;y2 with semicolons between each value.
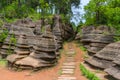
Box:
95;69;103;73
7;34;17;55
114;36;120;42
83;52;89;59
0;59;8;67
80;63;100;80
79;45;89;59
58;69;62;75
80;46;87;52
41;26;45;33
0;29;9;43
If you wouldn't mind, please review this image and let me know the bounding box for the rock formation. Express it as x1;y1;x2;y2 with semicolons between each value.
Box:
85;42;120;69
7;20;57;70
0;16;75;70
104;42;120;80
7;34;31;69
62;23;75;40
0;35;15;58
85;41;120;80
81;25;114;56
53;15;63;50
105;55;120;80
53;15;75;41
13;18;36;28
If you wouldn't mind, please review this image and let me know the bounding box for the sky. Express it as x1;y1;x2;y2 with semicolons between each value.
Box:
71;0;90;25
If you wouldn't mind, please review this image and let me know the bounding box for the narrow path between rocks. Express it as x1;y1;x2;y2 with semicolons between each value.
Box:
56;42;87;80
0;41;87;80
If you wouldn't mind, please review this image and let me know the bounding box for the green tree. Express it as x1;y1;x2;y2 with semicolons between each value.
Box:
84;0;106;25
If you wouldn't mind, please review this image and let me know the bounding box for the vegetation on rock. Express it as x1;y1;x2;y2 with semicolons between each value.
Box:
80;63;100;80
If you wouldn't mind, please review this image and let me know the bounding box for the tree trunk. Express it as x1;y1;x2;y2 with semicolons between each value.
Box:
95;2;100;24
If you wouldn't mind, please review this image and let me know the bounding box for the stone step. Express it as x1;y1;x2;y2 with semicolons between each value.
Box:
65;59;74;61
58;76;76;80
58;78;76;80
62;66;75;69
66;58;74;61
67;55;74;57
66;57;74;60
66;56;74;58
66;52;75;55
66;54;75;56
60;75;73;77
65;59;75;62
62;69;74;72
62;70;74;74
68;51;75;53
57;47;77;80
63;62;75;66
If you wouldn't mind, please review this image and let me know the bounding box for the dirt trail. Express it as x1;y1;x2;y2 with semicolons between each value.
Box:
0;41;87;80
56;42;87;80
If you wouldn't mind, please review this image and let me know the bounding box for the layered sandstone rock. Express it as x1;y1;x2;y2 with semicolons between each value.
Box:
86;42;120;69
81;25;114;56
53;15;75;41
2;16;75;70
85;41;120;80
7;23;57;69
7;35;31;68
0;35;15;58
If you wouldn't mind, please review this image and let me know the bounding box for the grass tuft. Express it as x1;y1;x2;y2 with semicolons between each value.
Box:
80;63;100;80
0;59;8;67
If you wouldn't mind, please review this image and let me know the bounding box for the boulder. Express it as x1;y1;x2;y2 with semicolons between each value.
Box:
7;54;26;63
15;56;53;68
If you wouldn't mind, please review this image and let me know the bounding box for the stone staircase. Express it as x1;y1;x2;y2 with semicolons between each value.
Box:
57;46;77;80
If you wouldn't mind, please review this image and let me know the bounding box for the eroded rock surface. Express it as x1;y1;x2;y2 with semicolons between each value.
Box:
85;41;120;79
81;25;114;56
1;15;75;70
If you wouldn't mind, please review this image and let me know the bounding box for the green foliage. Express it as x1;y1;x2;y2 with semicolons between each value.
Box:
84;0;106;25
82;0;120;39
58;69;62;75
0;0;80;23
80;64;100;80
0;20;4;27
84;0;120;26
4;18;18;23
1;1;35;19
114;36;120;42
107;24;120;42
10;34;17;45
0;59;7;67
16;4;35;18
0;29;8;43
7;34;17;54
28;13;42;21
80;46;87;51
4;2;17;18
